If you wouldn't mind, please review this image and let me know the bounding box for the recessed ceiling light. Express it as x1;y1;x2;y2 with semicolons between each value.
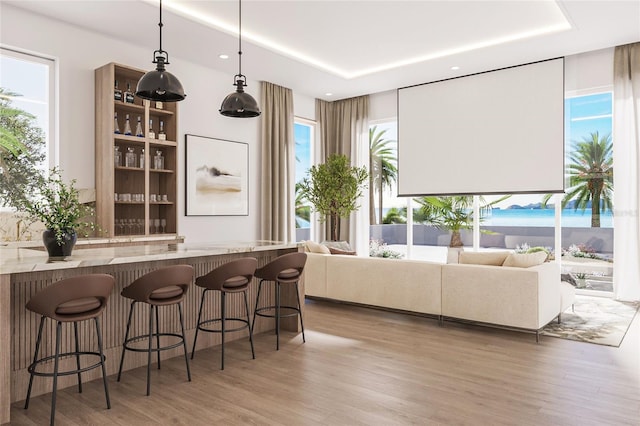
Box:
325;93;333;96
219;54;229;59
160;0;571;79
451;66;460;70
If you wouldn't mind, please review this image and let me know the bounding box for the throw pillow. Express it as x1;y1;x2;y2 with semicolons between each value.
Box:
458;251;510;266
328;247;356;256
304;240;331;254
502;251;548;268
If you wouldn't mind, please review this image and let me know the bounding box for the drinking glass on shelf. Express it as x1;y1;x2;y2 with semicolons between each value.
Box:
160;218;166;233
137;218;145;234
154;218;160;234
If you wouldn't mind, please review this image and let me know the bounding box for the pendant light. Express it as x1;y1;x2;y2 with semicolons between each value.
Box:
219;0;261;117
136;0;186;102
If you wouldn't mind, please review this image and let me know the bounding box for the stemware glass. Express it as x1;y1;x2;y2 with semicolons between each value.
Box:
154;218;160;234
160;218;166;233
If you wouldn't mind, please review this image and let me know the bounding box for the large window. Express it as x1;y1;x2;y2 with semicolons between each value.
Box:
0;48;55;169
367;91;614;289
294;119;314;242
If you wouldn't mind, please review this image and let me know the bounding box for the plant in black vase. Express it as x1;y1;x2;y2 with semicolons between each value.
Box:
19;168;96;258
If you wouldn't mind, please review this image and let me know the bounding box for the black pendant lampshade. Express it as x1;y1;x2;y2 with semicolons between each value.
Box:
220;0;260;117
136;0;186;102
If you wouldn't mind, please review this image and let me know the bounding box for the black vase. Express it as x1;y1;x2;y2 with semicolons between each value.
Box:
42;228;77;259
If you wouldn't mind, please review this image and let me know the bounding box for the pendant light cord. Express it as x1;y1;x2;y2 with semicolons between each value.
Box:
237;0;243;78
159;0;164;54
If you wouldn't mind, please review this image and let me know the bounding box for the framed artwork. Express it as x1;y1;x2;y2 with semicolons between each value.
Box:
185;134;249;216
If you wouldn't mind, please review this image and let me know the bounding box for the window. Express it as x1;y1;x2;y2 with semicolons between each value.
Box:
0;47;55;170
368;121;407;258
294;119;314;242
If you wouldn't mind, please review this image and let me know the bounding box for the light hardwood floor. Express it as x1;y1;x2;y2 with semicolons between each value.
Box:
9;299;640;425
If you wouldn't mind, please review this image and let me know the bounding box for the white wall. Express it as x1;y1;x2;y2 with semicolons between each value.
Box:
1;4;315;243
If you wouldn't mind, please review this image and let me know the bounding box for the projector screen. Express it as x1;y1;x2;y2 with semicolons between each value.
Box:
397;57;564;196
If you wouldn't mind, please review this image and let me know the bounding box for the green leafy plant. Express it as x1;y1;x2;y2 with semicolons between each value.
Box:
369;126;397;225
20;168;97;245
299;154;368;241
413;195;510;247
543;131;613;228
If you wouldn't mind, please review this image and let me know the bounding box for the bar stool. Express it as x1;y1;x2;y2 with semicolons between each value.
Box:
117;264;193;396
252;252;307;350
24;274;114;426
191;257;257;369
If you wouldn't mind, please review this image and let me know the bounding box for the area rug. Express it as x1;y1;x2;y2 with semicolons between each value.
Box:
542;295;639;347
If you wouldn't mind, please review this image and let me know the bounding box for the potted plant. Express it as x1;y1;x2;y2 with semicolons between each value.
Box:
414;195;510;247
299;154;368;242
19;168;96;258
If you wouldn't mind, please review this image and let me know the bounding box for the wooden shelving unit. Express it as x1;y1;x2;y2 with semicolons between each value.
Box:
95;62;179;238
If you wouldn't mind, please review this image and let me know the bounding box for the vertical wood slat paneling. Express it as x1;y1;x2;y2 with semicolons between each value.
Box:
8;248;298;404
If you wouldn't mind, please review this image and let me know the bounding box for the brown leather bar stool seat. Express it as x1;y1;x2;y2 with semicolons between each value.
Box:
24;274;114;426
192;257;258;370
117;265;193;396
252;252;307;350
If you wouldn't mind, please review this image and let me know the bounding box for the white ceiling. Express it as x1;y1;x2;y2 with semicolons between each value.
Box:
6;0;640;100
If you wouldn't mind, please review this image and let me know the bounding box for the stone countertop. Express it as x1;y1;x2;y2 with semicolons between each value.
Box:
0;240;300;275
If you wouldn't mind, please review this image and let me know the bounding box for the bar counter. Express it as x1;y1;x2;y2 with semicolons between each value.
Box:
0;241;302;424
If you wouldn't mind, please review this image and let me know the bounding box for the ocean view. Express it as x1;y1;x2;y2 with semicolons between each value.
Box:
371;207;614;229
483;208;613;228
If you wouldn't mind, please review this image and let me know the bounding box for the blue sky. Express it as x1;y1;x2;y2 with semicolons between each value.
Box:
295;123;311;183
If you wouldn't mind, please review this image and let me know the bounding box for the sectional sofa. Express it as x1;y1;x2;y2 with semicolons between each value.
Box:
304;250;569;341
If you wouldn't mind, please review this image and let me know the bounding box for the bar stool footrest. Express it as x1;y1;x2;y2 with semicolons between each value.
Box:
28;351;106;377
197;317;250;334
123;332;186;353
255;305;301;319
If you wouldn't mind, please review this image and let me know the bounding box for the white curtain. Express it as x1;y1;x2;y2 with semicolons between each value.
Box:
613;42;640;302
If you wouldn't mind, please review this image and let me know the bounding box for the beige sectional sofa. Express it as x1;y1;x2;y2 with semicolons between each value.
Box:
304;250;564;340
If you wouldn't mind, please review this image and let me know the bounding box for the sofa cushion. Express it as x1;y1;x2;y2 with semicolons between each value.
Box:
329;247;356;255
458;251;510;266
304;240;331;254
502;251;547;268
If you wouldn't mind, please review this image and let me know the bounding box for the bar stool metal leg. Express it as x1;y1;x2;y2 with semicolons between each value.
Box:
117;301;135;382
221;292;226;370
178;303;191;381
244;291;255;359
146;304;154;396
294;282;306;343
24;316;45;410
155;307;161;369
94;317;111;409
276;281;281;351
191;289;207;359
74;322;83;393
50;321;62;426
251;279;264;332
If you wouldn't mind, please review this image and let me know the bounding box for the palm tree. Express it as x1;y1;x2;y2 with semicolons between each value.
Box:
382;207;407;224
294;181;310;228
544;131;613;228
369;126;397;225
414;195;509;247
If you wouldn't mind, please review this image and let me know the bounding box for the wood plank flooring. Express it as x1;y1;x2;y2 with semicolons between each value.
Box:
9;299;640;425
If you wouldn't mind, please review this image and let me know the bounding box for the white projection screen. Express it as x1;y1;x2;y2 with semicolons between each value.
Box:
397;57;564;196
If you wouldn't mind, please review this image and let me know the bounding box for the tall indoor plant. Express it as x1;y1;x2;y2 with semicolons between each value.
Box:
299;154;368;241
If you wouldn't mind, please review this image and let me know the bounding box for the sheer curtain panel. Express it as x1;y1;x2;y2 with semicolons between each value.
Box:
613;42;640;302
260;81;295;242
